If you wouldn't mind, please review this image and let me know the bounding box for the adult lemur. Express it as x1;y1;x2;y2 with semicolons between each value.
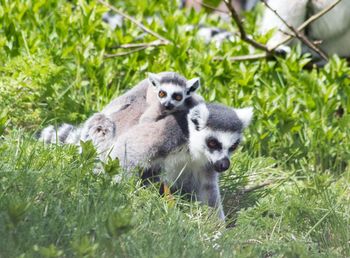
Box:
260;0;350;57
109;103;253;220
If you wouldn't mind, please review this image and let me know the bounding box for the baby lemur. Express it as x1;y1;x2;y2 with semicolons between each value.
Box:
139;72;201;123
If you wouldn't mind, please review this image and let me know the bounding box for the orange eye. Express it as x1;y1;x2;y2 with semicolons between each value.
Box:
158;91;167;98
175;95;183;101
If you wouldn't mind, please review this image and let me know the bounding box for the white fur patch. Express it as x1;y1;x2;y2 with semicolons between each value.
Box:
188;103;209;131
235;107;253;128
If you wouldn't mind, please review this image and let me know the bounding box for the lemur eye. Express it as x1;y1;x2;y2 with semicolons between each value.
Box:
158;90;167;98
206;138;221;150
228;141;240;152
174;94;183;101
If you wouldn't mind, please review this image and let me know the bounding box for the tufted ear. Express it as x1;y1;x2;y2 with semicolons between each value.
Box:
188;103;209;131
186;77;201;96
235;107;253;128
148;73;161;91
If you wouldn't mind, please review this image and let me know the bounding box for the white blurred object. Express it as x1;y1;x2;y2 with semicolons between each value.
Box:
260;0;350;57
102;12;123;30
197;26;234;47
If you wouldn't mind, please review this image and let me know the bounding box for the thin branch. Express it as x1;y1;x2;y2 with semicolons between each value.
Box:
278;29;295;38
270;0;342;51
97;0;171;44
213;53;269;62
104;46;147;58
280;29;323;46
261;0;328;61
223;0;271;52
109;40;167;50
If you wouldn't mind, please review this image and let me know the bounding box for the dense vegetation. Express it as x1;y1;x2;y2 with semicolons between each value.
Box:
0;0;349;257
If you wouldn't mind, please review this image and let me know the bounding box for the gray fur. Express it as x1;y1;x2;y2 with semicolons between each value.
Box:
109;109;190;169
39;123;74;144
57;124;74;143
206;104;243;132
159;73;187;87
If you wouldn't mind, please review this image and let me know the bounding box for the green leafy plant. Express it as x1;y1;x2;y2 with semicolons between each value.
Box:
0;0;349;257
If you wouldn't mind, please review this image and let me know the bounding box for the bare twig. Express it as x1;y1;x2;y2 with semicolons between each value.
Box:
104;46;147;58
213;53;269;62
278;29;295;38
224;0;271;52
97;0;171;44
109;40;167;50
261;0;328;61
271;0;341;51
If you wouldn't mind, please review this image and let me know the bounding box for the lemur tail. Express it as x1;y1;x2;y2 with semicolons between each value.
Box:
38;123;83;145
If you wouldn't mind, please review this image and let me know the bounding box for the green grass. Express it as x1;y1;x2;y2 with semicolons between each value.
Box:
0;0;349;257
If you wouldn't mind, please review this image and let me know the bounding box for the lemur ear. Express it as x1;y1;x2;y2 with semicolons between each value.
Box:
235;107;253;128
148;73;161;90
186;78;200;95
188;103;209;131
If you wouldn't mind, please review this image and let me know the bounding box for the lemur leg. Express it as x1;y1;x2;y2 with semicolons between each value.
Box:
260;0;308;51
197;172;225;220
139;104;163;124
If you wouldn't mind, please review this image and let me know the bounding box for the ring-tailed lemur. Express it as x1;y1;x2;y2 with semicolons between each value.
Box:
139;72;201;123
260;0;350;57
39;72;202;157
109;103;253;220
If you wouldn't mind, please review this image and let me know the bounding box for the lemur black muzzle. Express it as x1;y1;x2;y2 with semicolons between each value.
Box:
214;158;230;173
164;103;174;111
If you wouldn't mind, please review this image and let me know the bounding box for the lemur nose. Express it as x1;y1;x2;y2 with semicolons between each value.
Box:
214;158;230;173
165;103;174;110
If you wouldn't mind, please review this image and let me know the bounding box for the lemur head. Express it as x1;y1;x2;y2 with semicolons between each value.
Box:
188;103;253;173
148;72;200;113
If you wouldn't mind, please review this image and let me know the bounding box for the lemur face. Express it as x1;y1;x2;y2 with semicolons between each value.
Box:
148;73;200;113
188;103;253;173
156;84;187;112
203;131;241;172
